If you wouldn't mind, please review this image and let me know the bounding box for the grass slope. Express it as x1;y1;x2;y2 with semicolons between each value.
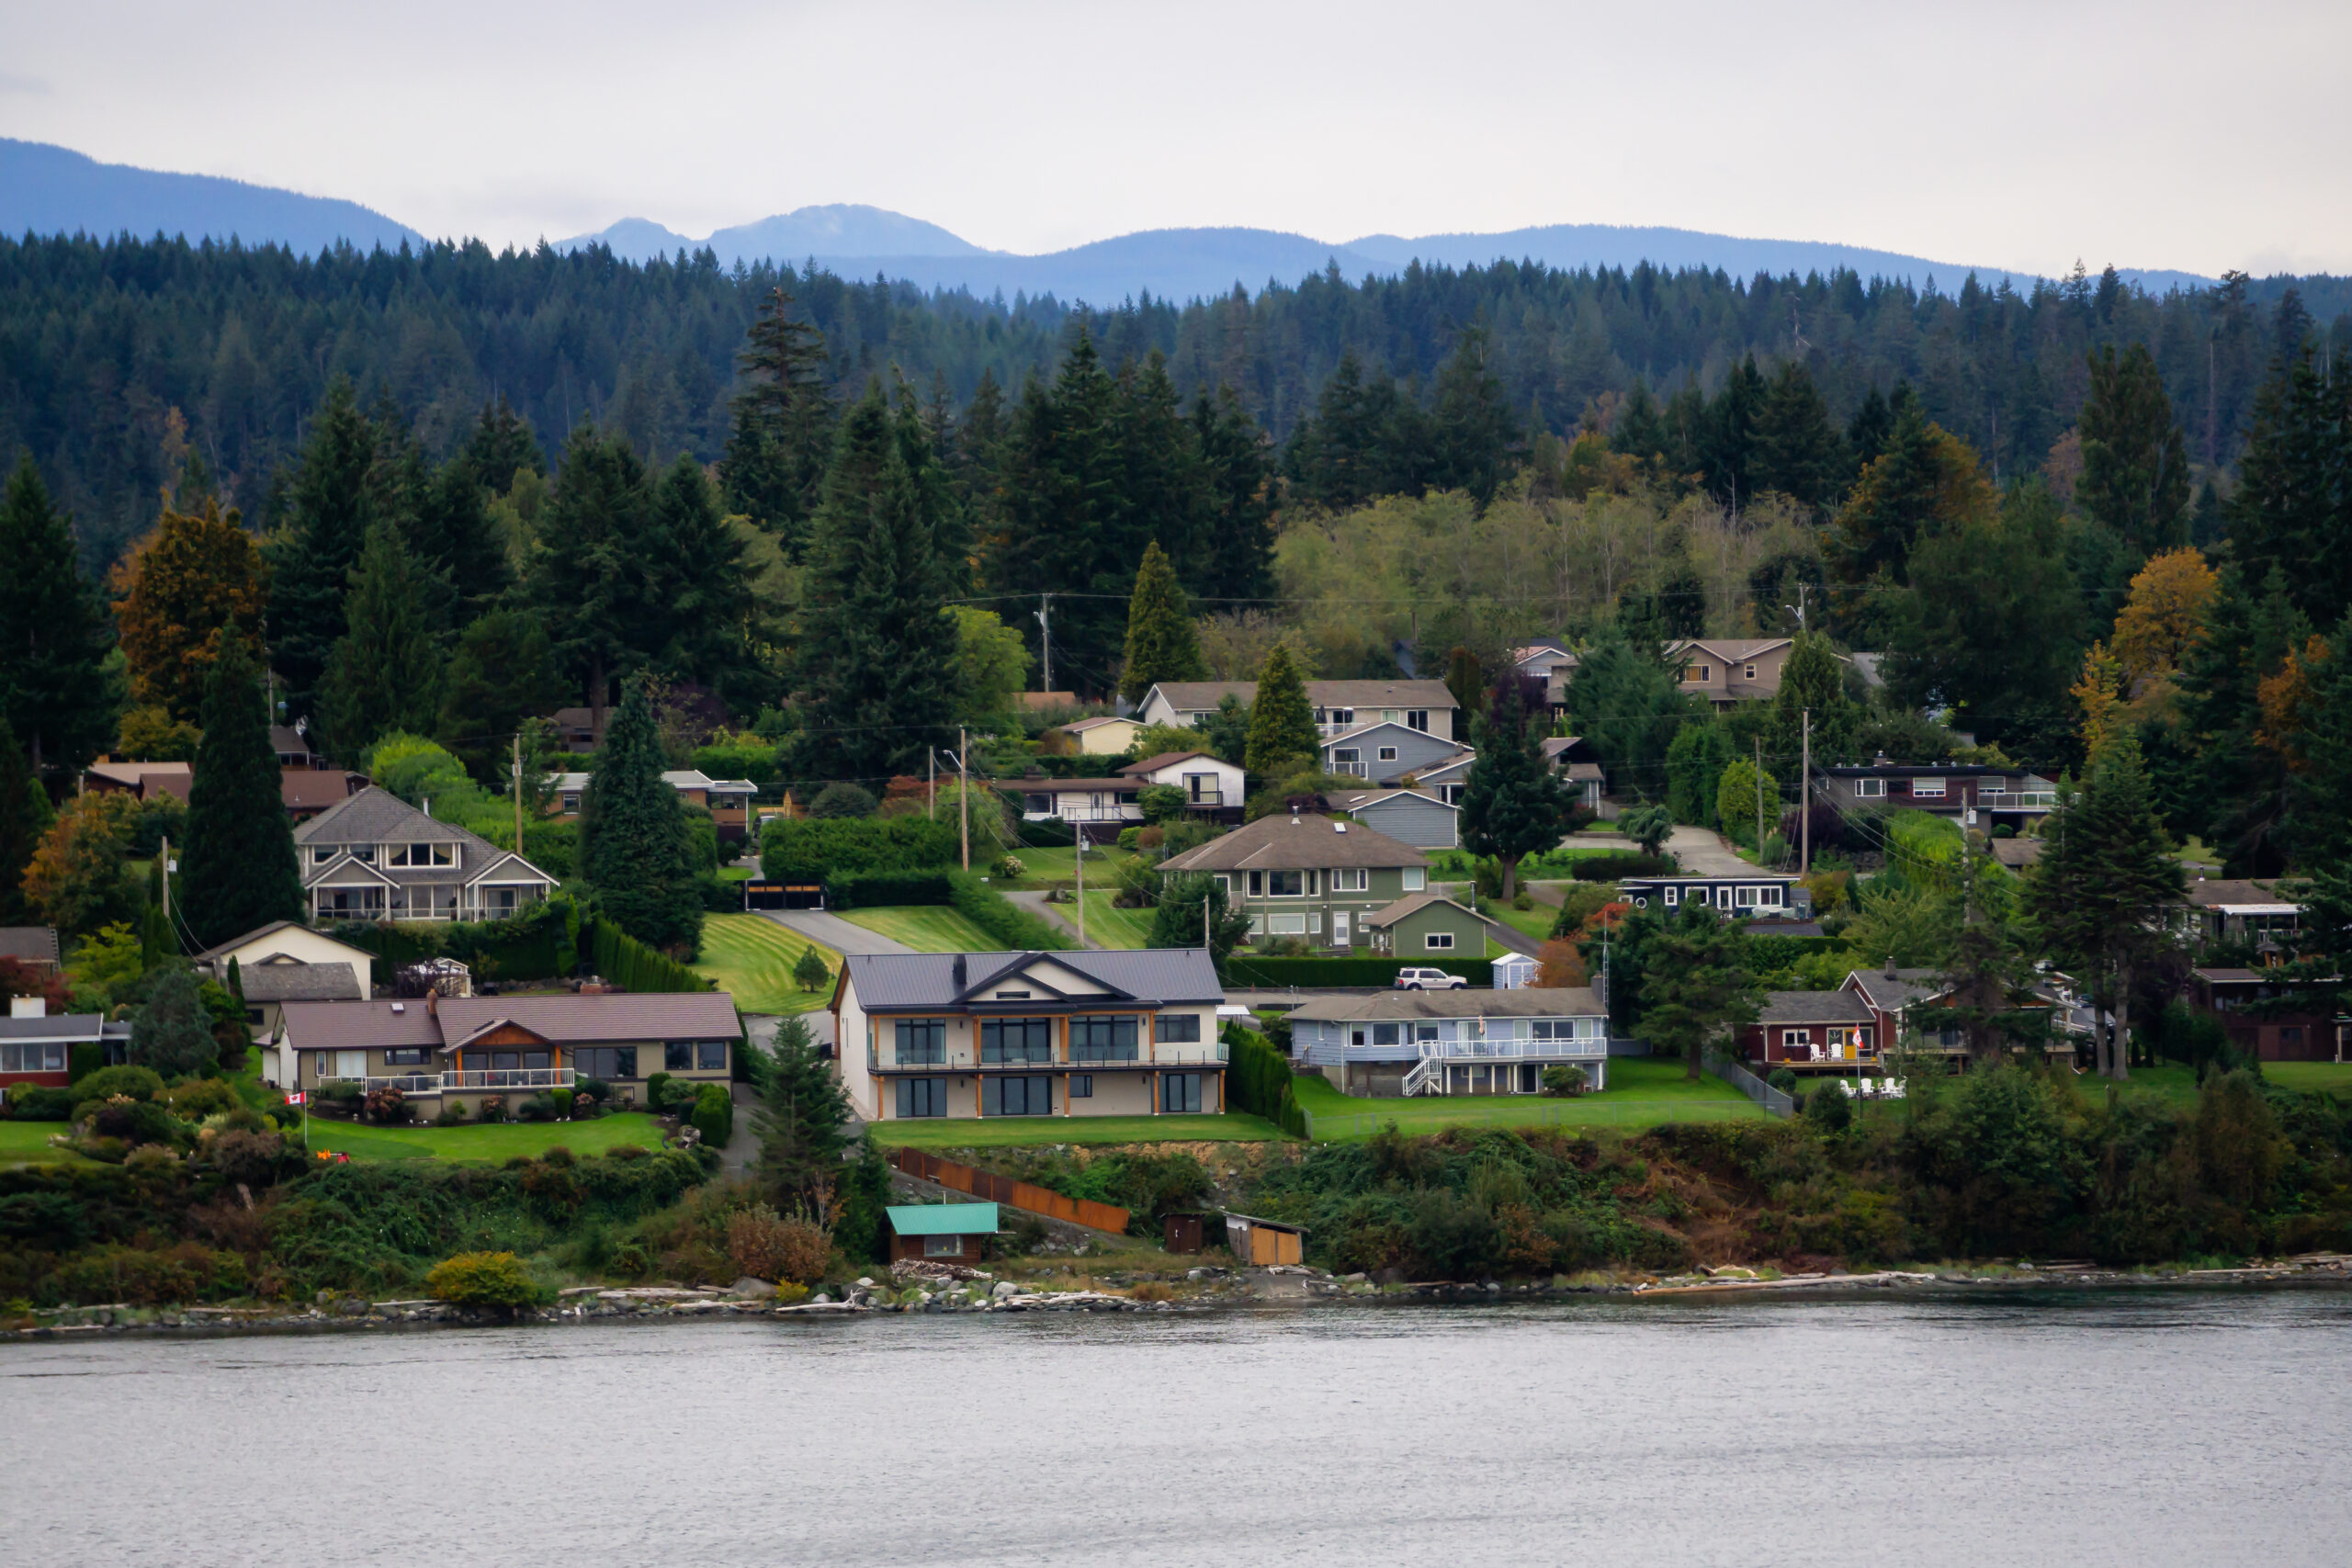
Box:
1293;1055;1763;1139
866;1112;1282;1148
301;1111;670;1164
1075;889;1154;949
694;912;838;1014
837;906;1003;953
0;1120;89;1165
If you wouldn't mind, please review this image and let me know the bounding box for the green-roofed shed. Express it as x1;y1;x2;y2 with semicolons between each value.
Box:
886;1202;1001;1265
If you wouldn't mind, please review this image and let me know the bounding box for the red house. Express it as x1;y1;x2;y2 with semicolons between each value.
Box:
0;998;109;1089
1741;992;1879;1075
2188;968;2342;1062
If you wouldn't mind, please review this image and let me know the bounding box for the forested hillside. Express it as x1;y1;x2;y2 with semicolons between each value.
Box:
3;232;2344;567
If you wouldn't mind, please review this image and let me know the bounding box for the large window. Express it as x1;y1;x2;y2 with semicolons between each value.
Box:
573;1045;639;1079
1911;778;1946;799
1334;867;1368;893
1855;777;1885;797
1069;1015;1139;1063
983;1075;1053;1116
390;841;456;867
1268;913;1307;935
0;1043;66;1074
664;1042;694;1071
897;1077;949;1118
1266;871;1305;897
896;1020;945;1065
1160;1073;1203;1113
1156;1012;1201;1043
1406;710;1429;731
981;1018;1053;1064
1371;1023;1400;1046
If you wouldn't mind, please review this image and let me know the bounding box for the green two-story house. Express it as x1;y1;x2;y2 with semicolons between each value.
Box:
1160;811;1429;951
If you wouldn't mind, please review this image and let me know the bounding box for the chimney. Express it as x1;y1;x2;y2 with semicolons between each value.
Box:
1883;955;1897;979
9;995;44;1019
952;954;967;990
424;986;437;1017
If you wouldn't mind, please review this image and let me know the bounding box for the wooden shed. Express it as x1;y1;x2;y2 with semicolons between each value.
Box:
886;1202;1000;1265
1162;1212;1213;1254
1223;1212;1306;1267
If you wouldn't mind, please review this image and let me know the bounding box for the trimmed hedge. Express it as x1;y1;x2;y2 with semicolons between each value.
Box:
1222;1023;1306;1136
1569;852;1679;882
947;872;1072;951
1747;934;1851;968
324;898;582;983
589;918;716;994
1220;955;1494;988
826;871;956;909
761;817;960;881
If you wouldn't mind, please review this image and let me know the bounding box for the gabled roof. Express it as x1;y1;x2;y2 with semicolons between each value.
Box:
1119;750;1216;775
842;949;1221;1010
2181;878;2301;910
1159;813;1427;874
1329;788;1458;816
1845;966;1952;1014
887;1203;1000;1236
1758;990;1876;1025
463;851;560;887
1405;750;1479;783
957;951;1137;1003
297;785;482;849
270;725;311;756
0;927;60;965
236;962;363;1003
1322;718;1453;749
1142;679;1460;712
1141;681;1256;711
1059;716;1136;732
1668;637;1795;663
194;919;371;964
1362;891;1487;930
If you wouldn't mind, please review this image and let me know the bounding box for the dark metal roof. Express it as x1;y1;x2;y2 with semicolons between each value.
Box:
0;927;60;965
1757;991;1877;1025
843;949;1222;1011
0;1013;105;1042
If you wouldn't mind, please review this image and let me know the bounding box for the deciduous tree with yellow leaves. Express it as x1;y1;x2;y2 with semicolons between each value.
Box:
111;498;269;726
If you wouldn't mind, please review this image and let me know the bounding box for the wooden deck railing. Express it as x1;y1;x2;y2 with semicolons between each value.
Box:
888;1148;1131;1234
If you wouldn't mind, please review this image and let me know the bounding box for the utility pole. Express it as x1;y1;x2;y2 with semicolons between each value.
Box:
513;733;525;855
160;834;172;931
1203;878;1212;953
1754;737;1765;863
928;748;936;822
1034;593;1053;695
1075;830;1086;944
1800;708;1811;874
957;728;970;871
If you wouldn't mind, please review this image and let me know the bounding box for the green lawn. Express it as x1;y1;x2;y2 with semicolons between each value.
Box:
837;906;1005;953
1075;889;1154;949
2265;1062;2352;1098
302;1111;671;1163
0;1120;89;1165
1488;901;1558;944
866;1111;1283;1148
693;912;838;1014
1294;1055;1765;1139
1002;845;1078;887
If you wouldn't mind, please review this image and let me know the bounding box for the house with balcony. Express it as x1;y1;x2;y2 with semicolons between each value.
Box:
2173;877;2304;953
1119;750;1245;819
298;787;559;924
1016;775;1143;841
1286;987;1611;1097
1668;637;1797;711
269;990;741;1111
1321;721;1469;787
831;948;1227;1123
1135;679;1460;741
1739;992;1880;1075
1617;874;1808;920
1160;811;1430;951
1816;761;2058;825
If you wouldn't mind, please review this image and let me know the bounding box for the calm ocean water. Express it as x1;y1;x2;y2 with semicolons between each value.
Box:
3;1291;2346;1567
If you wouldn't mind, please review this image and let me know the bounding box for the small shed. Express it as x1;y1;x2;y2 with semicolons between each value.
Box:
1491;952;1538;989
1224;1212;1306;1267
1163;1212;1212;1254
886;1202;1001;1264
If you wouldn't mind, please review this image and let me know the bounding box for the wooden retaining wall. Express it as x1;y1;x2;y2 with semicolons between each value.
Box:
888;1149;1131;1235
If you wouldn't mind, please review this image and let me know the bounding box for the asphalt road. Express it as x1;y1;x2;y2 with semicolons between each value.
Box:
758;908;916;955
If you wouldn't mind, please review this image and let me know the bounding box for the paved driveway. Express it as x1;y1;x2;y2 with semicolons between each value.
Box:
760;908;916;955
1665;825;1756;877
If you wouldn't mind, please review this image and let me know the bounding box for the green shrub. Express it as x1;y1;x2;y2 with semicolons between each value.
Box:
70;1066;164;1103
588;917;713;992
791;947;831;993
6;1086;78;1121
1539;1065;1588;1097
549;1087;576;1118
475;1095;507;1123
824;871;954;909
605;1143;650;1162
762;816;958;880
540;1145;575;1168
435;1100;469;1126
948;871;1073;950
691;1084;734;1148
1768;1066;1799;1094
1571;853;1677;882
321;1080;363;1104
515;1095;557;1123
163;1078;240;1118
645;1073;672;1111
1805;1081;1853;1131
424;1251;543;1309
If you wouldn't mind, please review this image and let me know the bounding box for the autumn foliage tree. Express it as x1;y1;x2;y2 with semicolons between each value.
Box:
2110;547;2221;697
111;498;269;726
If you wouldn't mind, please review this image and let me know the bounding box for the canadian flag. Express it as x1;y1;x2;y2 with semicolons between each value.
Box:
286;1091;306;1106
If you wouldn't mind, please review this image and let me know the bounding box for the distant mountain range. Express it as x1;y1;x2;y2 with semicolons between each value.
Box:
4;136;2217;302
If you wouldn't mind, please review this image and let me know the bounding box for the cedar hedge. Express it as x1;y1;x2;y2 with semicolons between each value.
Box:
1221;1023;1307;1137
825;871;956;909
761;817;960;881
1569;853;1679;882
1220;955;1494;988
947;872;1072;951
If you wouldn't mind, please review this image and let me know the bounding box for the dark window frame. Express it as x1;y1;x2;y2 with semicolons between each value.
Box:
981;1017;1054;1065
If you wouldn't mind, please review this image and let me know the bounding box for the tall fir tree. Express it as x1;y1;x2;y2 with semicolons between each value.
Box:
0;455;115;780
531;427;652;743
1700;354;1766;506
2077;343;2191;557
435;610;565;789
1750;362;1849;508
719;286;833;558
320;520;449;762
1119;541;1207;702
462;395;546;494
2177;565;2304;874
1638;900;1762;1080
1114;351;1209;577
1767;630;1858;767
642;453;767;711
1459;681;1574;897
2282;608;2352;868
266;379;383;725
793;382;960;786
1427;326;1521;506
581;679;703;953
2231;342;2352;624
181;640;302;949
412;451;512;625
1190;386;1277;602
1244;643;1317;776
0;716;54;926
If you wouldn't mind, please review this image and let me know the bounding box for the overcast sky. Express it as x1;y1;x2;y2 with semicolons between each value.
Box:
6;0;2348;276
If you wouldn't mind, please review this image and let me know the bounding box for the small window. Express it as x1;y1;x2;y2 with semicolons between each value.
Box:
312;846;334;863
1069;1074;1093;1098
1025;793;1053;813
697;1041;728;1071
1334;868;1368;893
1402;868;1425;891
1664;886;1680;907
1912;777;1947;799
384;1047;430;1066
1268;870;1305;897
1157;1013;1201;1043
1758;886;1785;908
1856;777;1885;797
1378;746;1398;762
1269;913;1307;935
1425;932;1455;951
664;1042;695;1072
1248;872;1264;897
923;1233;965;1258
1783;1029;1812;1046
1334;709;1354;726
1334;748;1361;764
1736;886;1759;908
1407;710;1429;731
560;793;581;811
1744;663;1758;680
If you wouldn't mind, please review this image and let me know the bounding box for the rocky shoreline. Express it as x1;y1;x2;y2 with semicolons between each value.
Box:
11;1253;2351;1341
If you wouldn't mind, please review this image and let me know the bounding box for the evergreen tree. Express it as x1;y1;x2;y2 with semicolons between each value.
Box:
1191;386;1276;602
2077;343;2190;556
750;1011;853;1207
2177;566;2302;874
2282;607;2352;868
1119;541;1207;702
267;379;383;725
1458;682;1573;897
0;456;115;780
1846;384;1894;468
1768;630;1859;767
642;453;765;710
531;427;652;743
0;716;54;926
1637;900;1761;1080
2231;343;2351;624
2022;743;2183;1077
1611;378;1668;471
1148;872;1252;961
1115;352;1209;577
581;679;703;953
1826;400;1996;640
1244;644;1317;775
793;382;959;786
1563;629;1693;803
1751;362;1849;508
435;609;567;789
411;452;512;625
719;286;833;558
181;641;302;949
1664;722;1735;828
1700;354;1766;505
898;381;974;597
129;966;218;1077
462;395;546;494
320;521;448;763
1427;327;1520;506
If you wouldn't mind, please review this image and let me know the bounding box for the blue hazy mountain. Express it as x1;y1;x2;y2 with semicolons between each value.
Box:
560;205;992;265
0;138;423;253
